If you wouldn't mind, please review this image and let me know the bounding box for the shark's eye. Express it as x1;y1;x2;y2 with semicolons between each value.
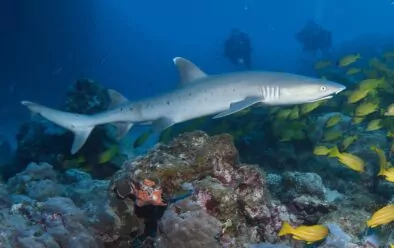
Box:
320;86;327;91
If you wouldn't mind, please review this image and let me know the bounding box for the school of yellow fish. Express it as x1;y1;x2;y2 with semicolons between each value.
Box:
274;52;394;245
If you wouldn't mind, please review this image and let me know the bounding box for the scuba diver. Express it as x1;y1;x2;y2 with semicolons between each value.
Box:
224;29;252;69
295;20;332;56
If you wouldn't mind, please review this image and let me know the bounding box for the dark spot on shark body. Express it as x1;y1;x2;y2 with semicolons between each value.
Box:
167;101;170;105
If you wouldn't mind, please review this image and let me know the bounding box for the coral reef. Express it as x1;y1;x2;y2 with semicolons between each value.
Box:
0;128;392;247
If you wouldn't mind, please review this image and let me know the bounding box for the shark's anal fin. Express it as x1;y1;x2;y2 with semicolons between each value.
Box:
173;57;207;86
152;117;175;133
72;127;94;154
107;89;130;109
212;96;263;119
112;122;133;140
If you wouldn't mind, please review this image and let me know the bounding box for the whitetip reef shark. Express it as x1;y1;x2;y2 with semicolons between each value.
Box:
21;57;346;154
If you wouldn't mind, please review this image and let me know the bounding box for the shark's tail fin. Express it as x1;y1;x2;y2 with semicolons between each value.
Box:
21;101;95;154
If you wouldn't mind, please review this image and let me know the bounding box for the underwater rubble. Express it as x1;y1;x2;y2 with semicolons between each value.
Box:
0;130;392;247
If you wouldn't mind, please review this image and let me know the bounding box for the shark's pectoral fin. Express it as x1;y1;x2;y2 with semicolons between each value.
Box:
107;89;130;109
212;96;263;119
152;117;175;133
112;122;134;140
173;57;207;86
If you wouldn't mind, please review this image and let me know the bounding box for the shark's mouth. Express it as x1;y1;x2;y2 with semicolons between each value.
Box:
307;95;333;103
334;86;347;94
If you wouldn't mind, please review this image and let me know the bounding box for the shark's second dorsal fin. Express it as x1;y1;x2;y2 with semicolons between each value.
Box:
107;89;130;109
173;57;207;86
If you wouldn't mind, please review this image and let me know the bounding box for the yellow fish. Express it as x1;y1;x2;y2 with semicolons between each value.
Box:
314;60;332;70
278;222;329;244
338;53;361;67
371;145;394;183
384;103;394;116
359;78;385;90
300;101;324;115
366;119;382;131
313;146;332;156
61;145;119;171
346;68;361;75
341;135;357;151
390;244;394;248
347;88;371;104
98;145;119;164
329;146;365;172
288;106;300;120
276;109;292;120
325;114;341;128
354;102;379;117
133;131;152;148
366;204;394;228
322;130;342;142
351;116;365;125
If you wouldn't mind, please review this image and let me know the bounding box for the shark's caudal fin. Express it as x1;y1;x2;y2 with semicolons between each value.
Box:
21;101;95;154
21;89;135;154
173;57;208;85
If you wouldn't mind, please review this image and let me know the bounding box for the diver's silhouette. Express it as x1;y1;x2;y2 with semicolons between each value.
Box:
224;29;252;69
295;20;332;56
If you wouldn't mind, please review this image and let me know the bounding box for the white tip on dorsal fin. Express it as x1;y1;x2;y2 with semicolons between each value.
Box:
173;57;207;86
107;89;130;109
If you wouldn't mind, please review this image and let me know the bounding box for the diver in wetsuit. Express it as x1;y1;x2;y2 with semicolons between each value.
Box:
224;29;252;69
295;20;332;56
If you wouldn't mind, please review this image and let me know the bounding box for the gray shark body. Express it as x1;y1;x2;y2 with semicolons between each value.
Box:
22;57;346;154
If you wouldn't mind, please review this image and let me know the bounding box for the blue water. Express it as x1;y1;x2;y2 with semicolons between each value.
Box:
1;0;394;147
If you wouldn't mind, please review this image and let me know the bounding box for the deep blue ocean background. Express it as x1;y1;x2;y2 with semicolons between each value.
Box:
1;0;394;148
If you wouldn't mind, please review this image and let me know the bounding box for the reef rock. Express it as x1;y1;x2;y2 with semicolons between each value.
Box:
112;131;299;246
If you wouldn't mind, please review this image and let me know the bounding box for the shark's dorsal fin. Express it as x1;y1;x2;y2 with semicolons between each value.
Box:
107;89;129;109
173;57;207;86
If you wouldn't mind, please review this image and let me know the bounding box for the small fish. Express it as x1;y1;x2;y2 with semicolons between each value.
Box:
314;60;332;70
351;116;365;125
300;101;324;115
276;109;292;120
98;145;119;164
366;119;383;131
359;78;385;91
313;145;332;156
325;114;342;128
133;131;153;148
329;146;365;172
346;68;361;75
341;135;357;151
322;129;343;142
347;88;371;104
384;103;394;116
371;145;394;183
51;68;63;75
278;222;329;244
338;54;361;67
366;204;394;228
390;244;394;248
354;102;379;117
288;106;300;120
